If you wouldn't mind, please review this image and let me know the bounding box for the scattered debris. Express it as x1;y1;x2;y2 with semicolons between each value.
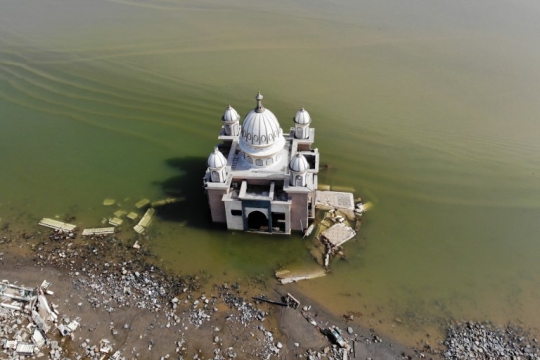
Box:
252;296;287;307
283;293;301;309
305;195;364;271
303;223;315;238
322;326;351;350
0;279;86;359
38;218;76;232
133;240;141;249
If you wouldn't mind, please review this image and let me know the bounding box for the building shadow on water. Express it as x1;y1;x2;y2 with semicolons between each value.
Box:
153;156;226;231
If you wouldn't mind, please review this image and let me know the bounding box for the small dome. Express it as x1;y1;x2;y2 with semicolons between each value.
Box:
207;147;227;169
289;153;310;173
294;108;311;125
222;104;240;123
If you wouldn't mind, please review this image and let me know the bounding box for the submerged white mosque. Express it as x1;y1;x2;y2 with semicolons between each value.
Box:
203;92;319;234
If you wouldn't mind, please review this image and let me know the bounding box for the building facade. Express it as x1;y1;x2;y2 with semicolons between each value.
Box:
203;92;320;234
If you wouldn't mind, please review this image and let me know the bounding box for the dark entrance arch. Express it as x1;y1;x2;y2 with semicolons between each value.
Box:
247;211;269;232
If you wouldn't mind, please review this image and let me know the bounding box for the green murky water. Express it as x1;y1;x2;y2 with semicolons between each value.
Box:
2;0;540;344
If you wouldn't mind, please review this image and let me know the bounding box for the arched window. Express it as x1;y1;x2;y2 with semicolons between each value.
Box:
266;158;273;165
211;171;220;182
256;159;263;166
247;156;253;164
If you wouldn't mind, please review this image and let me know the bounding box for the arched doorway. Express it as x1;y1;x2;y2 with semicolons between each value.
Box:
247;211;269;231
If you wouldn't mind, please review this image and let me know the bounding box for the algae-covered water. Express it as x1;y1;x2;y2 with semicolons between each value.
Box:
2;0;540;344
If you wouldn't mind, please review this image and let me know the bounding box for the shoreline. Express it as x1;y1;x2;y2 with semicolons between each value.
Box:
2;224;539;359
0;225;418;359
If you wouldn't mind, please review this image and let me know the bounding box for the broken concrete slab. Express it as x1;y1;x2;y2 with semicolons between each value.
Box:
134;208;156;234
32;328;45;348
1;280;37;307
314;191;355;211
15;342;34;355
38;218;76;232
67;320;80;332
108;217;123;227
126;212;139;221
135;199;150;209
82;227;115;236
103;198;116;206
275;268;327;284
113;210;127;218
4;340;17;349
321;223;356;248
151;197;185;208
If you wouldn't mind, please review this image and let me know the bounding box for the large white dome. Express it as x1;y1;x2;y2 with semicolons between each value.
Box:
239;92;285;159
241;108;282;147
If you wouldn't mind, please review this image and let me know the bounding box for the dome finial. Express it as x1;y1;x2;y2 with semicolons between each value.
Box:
255;91;265;113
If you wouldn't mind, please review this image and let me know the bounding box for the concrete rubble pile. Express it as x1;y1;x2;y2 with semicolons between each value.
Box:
0;280;70;359
0;278;125;360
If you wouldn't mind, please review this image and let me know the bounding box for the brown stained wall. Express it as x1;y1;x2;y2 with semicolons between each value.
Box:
207;188;227;223
289;192;309;231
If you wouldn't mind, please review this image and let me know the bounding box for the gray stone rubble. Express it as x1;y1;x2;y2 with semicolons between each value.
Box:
441;321;539;360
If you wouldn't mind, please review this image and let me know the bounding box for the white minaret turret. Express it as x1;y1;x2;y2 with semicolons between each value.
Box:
293;107;311;139
222;104;240;136
288;152;310;187
207;147;228;183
